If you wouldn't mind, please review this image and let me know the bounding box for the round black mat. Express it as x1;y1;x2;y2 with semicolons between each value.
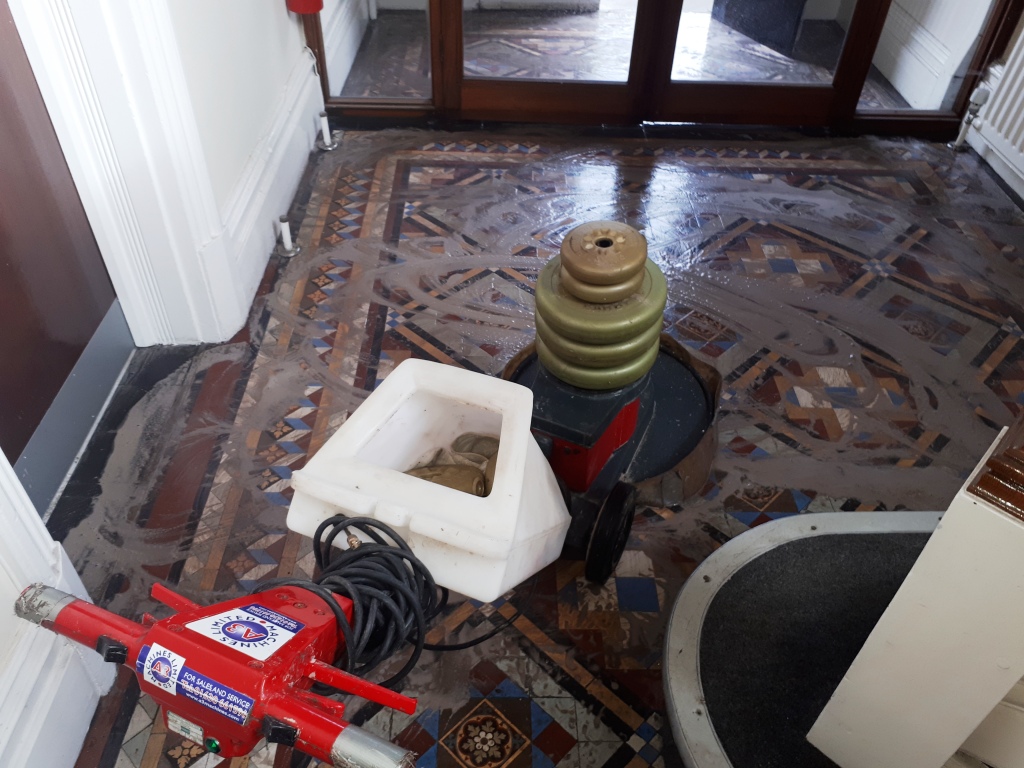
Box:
698;533;929;768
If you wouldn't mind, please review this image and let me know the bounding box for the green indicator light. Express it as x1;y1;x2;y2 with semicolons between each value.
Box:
204;737;221;754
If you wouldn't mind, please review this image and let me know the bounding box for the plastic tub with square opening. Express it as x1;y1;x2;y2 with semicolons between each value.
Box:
286;359;571;602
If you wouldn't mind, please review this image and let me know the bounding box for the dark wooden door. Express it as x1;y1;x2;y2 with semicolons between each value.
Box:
0;1;115;462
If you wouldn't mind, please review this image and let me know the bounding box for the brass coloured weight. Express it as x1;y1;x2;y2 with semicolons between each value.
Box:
535;221;668;390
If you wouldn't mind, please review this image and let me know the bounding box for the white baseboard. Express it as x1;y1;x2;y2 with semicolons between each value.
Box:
0;413;115;768
221;51;322;319
0;546;113;768
323;0;367;96
0;627;111;767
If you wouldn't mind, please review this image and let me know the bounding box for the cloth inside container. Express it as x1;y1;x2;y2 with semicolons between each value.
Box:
405;432;500;496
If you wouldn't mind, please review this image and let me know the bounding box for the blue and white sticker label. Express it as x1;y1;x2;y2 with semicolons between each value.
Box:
185;605;305;661
239;603;304;634
176;667;254;725
139;643;184;695
136;645;254;725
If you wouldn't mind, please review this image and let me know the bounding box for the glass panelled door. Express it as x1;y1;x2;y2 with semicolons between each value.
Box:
456;0;643;122
321;0;1019;133
462;0;639;83
856;0;1001;112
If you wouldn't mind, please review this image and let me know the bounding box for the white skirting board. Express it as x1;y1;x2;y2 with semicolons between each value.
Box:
0;453;114;768
220;49;323;316
0;601;112;767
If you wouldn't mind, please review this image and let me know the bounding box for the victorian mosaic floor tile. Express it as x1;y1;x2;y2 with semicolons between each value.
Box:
59;130;1024;768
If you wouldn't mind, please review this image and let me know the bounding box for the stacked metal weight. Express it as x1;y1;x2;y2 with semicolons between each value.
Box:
535;221;668;390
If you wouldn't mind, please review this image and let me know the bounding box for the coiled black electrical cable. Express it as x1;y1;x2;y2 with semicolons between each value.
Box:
251;513;522;691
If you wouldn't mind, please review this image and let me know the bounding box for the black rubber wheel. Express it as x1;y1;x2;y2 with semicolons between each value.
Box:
584;482;637;585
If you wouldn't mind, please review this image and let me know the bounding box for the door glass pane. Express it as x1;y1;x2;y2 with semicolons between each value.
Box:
331;0;432;99
672;0;855;83
858;0;998;110
463;0;639;82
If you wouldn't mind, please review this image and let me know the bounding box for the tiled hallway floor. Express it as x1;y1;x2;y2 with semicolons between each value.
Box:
58;130;1024;768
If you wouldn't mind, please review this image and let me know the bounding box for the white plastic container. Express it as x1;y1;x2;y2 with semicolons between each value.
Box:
286;359;571;603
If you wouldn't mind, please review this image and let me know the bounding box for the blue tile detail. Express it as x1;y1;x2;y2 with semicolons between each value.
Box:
490;678;527;698
639;743;660;763
531;746;556;768
636;722;657;742
530;701;553;737
248;549;277;566
728;511;763;526
417;709;440;738
791;490;812;511
616;577;659;612
415;744;437;768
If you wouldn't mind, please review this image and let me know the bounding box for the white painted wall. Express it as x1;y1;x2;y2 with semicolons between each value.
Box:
167;2;306;216
837;0;857;31
0;450;114;767
10;0;324;347
323;0;370;96
873;0;996;109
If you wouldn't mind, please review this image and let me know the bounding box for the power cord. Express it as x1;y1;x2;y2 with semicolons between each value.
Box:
251;514;522;691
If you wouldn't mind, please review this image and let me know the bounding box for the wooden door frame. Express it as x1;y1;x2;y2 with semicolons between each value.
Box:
313;0;1024;138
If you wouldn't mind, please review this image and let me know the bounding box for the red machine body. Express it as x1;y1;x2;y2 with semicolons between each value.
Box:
546;398;640;493
16;583;416;767
286;0;324;13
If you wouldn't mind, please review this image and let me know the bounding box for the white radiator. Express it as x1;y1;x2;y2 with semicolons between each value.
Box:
969;25;1024;199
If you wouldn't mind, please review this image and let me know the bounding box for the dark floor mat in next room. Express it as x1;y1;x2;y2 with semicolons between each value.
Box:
698;533;929;768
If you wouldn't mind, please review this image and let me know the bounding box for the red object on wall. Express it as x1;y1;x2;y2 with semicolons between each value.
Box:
547;398;640;493
286;0;324;13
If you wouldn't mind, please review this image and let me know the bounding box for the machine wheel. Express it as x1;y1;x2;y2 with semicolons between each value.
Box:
584;482;637;585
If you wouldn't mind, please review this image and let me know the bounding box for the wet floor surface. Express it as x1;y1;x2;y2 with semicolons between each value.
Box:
57;130;1024;768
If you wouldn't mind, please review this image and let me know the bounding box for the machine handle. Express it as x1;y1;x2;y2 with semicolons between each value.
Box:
265;693;415;768
306;660;418;715
15;584;145;658
150;583;200;613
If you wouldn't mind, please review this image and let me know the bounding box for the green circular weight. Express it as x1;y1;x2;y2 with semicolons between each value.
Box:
560;266;644;304
536;335;660;390
536;312;662;369
560;221;648;286
536;259;668;345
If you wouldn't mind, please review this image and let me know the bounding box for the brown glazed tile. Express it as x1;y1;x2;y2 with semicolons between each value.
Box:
533;720;576;763
470;659;509;696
